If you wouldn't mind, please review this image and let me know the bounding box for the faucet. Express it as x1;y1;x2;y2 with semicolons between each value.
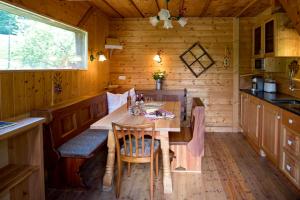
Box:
288;60;300;91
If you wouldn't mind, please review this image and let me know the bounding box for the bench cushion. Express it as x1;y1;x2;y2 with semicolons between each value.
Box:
169;127;193;145
58;129;108;158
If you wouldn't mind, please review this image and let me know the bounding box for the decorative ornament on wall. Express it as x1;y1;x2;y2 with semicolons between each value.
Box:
149;0;187;29
179;42;215;78
53;72;63;94
223;47;231;69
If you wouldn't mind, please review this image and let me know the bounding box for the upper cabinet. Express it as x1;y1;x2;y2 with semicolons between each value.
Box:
254;26;262;57
253;13;300;57
264;20;274;54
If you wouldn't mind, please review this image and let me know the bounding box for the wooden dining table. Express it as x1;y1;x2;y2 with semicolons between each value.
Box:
90;101;181;194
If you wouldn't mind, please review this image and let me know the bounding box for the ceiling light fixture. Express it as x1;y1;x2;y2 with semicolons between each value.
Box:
149;0;187;29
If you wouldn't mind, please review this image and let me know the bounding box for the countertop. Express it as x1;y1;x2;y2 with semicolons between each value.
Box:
240;89;300;116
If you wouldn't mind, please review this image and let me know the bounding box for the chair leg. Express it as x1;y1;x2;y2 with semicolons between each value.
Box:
116;158;122;198
127;162;131;177
150;158;154;200
155;153;159;177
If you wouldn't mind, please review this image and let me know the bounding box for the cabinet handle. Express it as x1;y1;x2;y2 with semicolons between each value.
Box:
286;164;292;172
257;105;261;109
288;119;293;124
287;139;293;146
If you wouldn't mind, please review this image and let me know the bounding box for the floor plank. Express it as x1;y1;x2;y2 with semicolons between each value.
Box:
46;133;300;200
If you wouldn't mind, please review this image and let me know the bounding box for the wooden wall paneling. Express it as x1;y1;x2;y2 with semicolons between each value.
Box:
109;18;234;130
0;0;110;120
239;18;255;75
77;6;95;27
24;72;35;115
0;73;14;120
13;73;27;117
33;72;46;109
233;18;240;132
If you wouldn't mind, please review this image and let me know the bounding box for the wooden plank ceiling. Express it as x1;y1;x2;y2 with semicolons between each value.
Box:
88;0;271;18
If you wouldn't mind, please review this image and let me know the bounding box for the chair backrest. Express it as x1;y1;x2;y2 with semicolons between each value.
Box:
112;122;156;158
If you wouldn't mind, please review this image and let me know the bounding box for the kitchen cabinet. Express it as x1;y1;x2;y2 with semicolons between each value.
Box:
246;96;261;149
253;25;262;57
280;110;300;188
240;92;262;150
264;20;274;54
240;93;248;136
261;102;281;165
252;13;300;57
240;92;280;157
240;91;300;189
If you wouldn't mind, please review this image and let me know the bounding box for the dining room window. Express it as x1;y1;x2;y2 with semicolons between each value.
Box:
0;1;88;70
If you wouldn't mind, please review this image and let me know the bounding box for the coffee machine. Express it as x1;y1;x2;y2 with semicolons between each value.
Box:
251;76;264;92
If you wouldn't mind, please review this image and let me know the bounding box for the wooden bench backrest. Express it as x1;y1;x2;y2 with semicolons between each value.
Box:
190;97;205;133
32;92;108;148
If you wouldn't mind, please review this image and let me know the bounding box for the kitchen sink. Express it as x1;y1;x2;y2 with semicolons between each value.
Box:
270;99;300;105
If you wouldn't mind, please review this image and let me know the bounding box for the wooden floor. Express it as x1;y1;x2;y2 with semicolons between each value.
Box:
46;132;300;200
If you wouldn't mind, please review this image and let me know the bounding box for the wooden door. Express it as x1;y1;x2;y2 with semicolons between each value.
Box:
240;93;248;135
247;96;261;148
261;102;281;165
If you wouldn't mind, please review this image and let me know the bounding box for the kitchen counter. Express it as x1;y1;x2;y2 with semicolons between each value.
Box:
240;89;300;116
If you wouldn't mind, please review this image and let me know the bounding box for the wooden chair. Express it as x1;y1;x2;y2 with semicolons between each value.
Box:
112;122;160;200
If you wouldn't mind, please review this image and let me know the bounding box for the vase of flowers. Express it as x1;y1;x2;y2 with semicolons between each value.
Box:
153;70;166;90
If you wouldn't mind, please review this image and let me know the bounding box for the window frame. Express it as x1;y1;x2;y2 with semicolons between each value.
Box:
0;1;89;72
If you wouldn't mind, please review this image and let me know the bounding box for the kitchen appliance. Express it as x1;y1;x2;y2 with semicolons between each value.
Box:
255;58;265;70
251;76;264;92
264;80;277;93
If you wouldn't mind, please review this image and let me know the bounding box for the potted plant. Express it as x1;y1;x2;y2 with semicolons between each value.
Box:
152;70;166;90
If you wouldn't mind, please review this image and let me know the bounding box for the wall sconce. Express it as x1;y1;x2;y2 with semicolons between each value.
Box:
98;52;107;62
90;49;107;62
153;51;162;63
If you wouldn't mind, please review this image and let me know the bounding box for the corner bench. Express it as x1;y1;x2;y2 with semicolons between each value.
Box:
169;97;205;172
31;92;109;188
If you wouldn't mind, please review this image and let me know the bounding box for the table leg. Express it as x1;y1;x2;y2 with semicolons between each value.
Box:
160;131;173;193
102;130;115;191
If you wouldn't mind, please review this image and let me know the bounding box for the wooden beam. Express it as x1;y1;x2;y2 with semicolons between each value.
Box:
155;0;160;12
199;0;211;17
101;0;124;18
128;0;145;17
270;0;284;13
235;0;258;17
179;0;185;16
77;6;95;27
277;0;300;35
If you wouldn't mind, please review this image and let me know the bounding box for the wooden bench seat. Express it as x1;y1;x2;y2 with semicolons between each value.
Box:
31;92;109;188
169;127;192;145
58;129;108;158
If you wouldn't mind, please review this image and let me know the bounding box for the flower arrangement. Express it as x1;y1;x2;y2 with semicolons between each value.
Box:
152;70;166;80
